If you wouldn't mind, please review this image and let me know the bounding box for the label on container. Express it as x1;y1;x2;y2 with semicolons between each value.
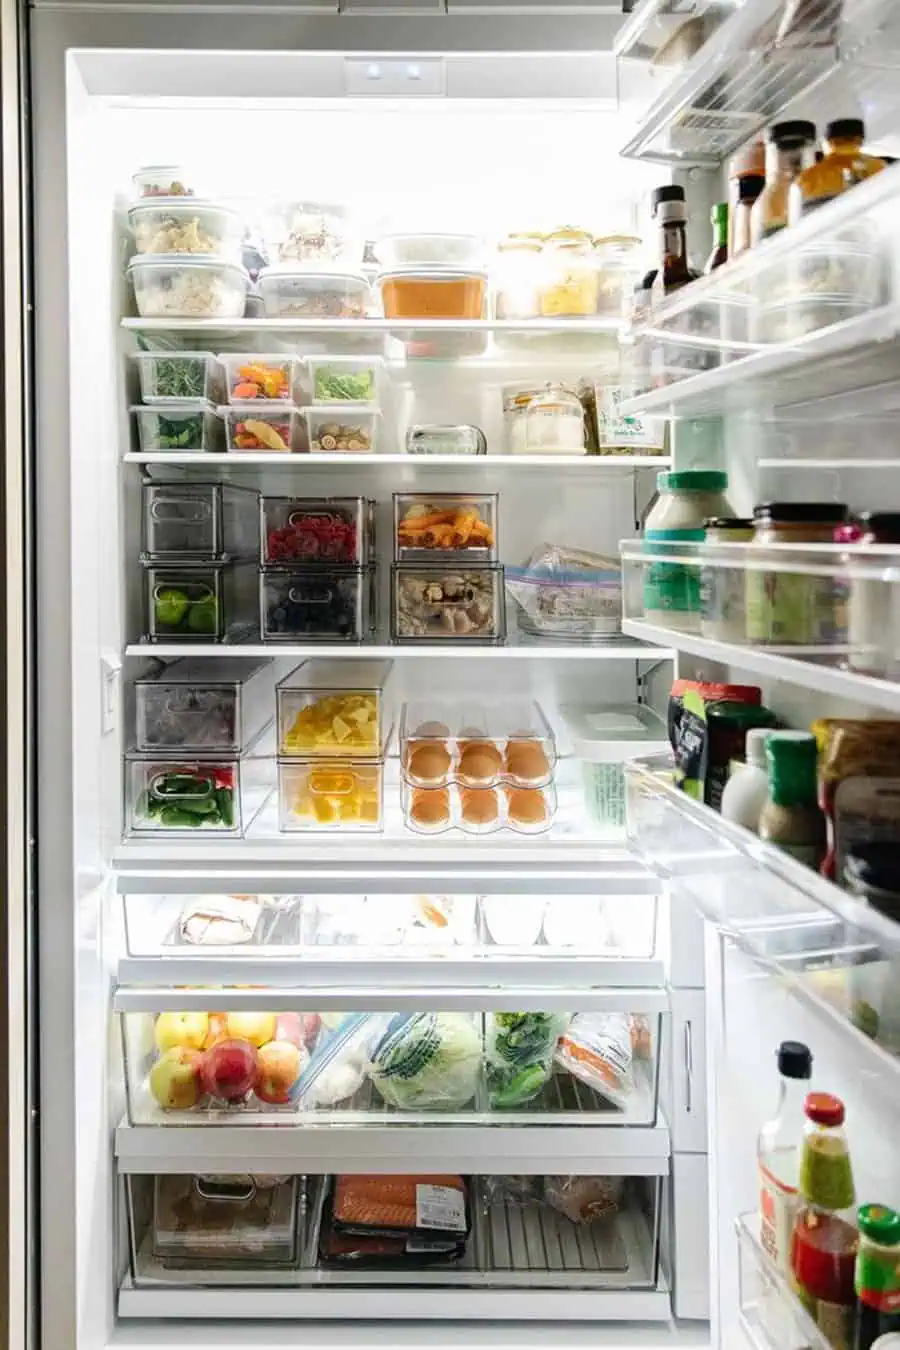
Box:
700;561;747;642
759;1162;798;1272
415;1184;467;1234
745;570;846;646
597;386;665;452
644;528;704;622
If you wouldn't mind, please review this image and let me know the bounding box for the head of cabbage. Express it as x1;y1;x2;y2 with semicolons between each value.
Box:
368;1012;482;1111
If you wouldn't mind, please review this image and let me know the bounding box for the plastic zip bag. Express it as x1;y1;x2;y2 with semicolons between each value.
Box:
554;1012;633;1109
485;1012;569;1107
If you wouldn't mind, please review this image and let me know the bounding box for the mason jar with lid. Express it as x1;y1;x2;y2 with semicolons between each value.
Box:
643;470;732;631
593;235;642;317
494;233;543;320
522;383;585;455
539;229;600;318
700;517;754;642
844;512;900;676
745;502;848;647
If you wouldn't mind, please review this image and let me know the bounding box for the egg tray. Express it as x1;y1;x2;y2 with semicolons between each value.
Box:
401;780;557;837
399;701;557;791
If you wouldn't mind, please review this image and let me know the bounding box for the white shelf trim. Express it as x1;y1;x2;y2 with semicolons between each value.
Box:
122;317;624;335
125;452;670;469
112;984;669;1014
124;640;674;660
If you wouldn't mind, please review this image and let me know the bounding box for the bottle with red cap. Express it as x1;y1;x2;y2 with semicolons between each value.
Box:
791;1092;858;1350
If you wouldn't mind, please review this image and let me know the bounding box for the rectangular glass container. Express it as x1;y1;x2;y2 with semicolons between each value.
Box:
392;564;506;644
393;493;499;563
142;559;258;644
141;480;260;560
261;567;375;644
276;657;393;758
133;656;274;753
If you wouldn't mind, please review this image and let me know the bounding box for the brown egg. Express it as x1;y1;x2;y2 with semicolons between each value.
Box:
460;787;499;826
409;788;450;829
407;742;452;785
506;788;548;826
414;721;450;739
458;742;503;785
505;739;551;784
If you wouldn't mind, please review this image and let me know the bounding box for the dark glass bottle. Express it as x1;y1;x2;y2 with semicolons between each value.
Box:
651;185;699;301
705;203;729;273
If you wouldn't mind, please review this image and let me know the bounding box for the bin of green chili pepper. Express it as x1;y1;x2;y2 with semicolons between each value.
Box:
132;351;225;405
127;759;240;833
132;403;223;454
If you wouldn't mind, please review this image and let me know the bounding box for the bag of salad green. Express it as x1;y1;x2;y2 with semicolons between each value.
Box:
486;1012;570;1108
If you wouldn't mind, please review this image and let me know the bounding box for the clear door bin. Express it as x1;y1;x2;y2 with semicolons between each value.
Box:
134;656;274;752
400;700;556;789
145;1174;301;1269
125;750;272;837
402;780;557;836
121;1007;659;1122
304;355;384;405
261;567;375;643
220;404;302;454
276;658;392;758
561;703;670;835
736;1212;830;1350
393;493;498;562
392;565;506;643
301;405;380;454
132;404;222;454
261;496;374;566
132;352;225;406
143;560;258;643
122;893;301;956
257;267;370;319
278;759;384;831
128;255;249;320
128;199;243;259
220;354;298;403
141;481;260;560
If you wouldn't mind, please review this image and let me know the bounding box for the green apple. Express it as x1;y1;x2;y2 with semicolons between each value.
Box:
149;1046;203;1110
154;587;190;628
154;1010;209;1053
187;596;217;634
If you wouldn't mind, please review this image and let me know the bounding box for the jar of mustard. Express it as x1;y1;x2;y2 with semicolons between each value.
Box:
745;502;848;646
539;228;600;318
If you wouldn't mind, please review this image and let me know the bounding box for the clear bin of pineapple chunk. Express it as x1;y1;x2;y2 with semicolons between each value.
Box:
275;658;393;759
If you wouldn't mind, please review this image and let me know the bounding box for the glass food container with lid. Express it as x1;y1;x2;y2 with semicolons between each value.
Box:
494;233;544;320
744;501;848;647
539;229;600;318
521;383;585;456
593;235;643;318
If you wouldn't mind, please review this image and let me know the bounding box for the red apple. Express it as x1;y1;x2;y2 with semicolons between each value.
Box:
255;1039;306;1105
275;1012;320;1049
201;1038;258;1102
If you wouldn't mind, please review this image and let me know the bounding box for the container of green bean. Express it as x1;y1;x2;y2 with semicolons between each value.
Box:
132;351;225;405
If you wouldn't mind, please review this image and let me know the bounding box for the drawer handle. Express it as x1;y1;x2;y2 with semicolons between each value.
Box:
683;1019;694;1115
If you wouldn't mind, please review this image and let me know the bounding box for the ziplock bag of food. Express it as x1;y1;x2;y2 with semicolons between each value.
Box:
177;893;263;945
367;1012;482;1111
291;1012;387;1109
485;1011;569;1107
505;543;621;640
554;1011;634;1109
543;1176;623;1224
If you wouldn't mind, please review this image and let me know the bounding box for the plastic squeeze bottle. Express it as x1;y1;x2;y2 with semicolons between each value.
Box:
721;726;773;831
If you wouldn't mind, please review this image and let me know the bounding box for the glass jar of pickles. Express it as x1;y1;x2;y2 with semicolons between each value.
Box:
539;229;600;318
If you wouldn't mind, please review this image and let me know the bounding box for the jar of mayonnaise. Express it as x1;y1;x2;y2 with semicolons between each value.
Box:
643;471;732;630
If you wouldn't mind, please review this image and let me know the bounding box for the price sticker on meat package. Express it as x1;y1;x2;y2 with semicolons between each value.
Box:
415;1184;467;1234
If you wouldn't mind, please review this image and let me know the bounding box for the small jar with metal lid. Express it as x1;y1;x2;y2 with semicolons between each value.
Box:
539;229;600;318
844;511;900;676
522;383;585;455
700;517;755;642
745;502;848;647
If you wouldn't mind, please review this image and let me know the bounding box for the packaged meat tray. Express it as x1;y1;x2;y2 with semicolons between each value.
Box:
330;1174;471;1241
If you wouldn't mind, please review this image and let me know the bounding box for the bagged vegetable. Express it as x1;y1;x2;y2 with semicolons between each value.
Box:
554;1012;633;1110
486;1012;569;1107
368;1013;481;1111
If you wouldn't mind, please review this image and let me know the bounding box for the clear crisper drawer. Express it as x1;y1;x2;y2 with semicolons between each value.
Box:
146;1174;301;1269
120;1005;660;1124
133;656;274;752
261;567;375;643
261;496;375;567
124;749;273;837
392;564;506;643
143;559;258;644
278;759;384;832
141;481;260;560
736;1212;829;1350
393;493;498;563
123;893;301;955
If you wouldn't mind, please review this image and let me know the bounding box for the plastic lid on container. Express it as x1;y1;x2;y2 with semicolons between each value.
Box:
217;402;298;416
858;1205;900;1246
804;1091;845;1127
753;501;848;524
127;253;249;278
376;265;488;282
135;655;272;687
132;350;217;361
300;403;381;419
561;703;669;763
745;726;774;768
671;679;761;704
130;401;215;415
776;1040;812;1080
375;231;484;249
826;117;865;141
705;516;754;530
257;266;369;288
128;198;239;219
737;174;765;202
707;701;777;732
859;511;900;541
651;185;685;208
657;470;728;493
844;843;900;896
770;120;817;144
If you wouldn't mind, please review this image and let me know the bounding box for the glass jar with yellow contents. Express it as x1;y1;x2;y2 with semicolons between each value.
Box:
539;228;600;319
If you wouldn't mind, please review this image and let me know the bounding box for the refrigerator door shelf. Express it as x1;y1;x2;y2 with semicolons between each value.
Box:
735;1211;829;1350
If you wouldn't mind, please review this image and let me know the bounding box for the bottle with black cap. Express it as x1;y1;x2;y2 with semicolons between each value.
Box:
750;120;817;244
758;1039;814;1275
650;184;699;302
790;117;886;221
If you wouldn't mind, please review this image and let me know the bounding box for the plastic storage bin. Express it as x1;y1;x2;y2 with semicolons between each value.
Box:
261;496;374;566
561;703;669;834
143;559;258;643
221;405;302;454
128;199;243;258
394;493;498;562
378;267;486;320
220;354;298;403
406;424;486;456
304;355;383;405
392;564;506;643
261;567;375;643
141;481;260;560
257;268;370;319
132;404;222;454
134;656;274;753
278;759;384;831
401;700;556;789
124;749;271;836
132;165;196;199
128;255;249;319
402;779;556;836
132;352;225;406
301;405;380;454
147;1174;301;1269
276;658;393;757
375;233;485;269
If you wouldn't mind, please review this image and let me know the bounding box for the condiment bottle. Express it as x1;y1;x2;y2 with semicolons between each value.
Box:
844;511;900;675
751;121;817;244
745;502;848;648
705;702;777;813
759;731;826;869
705;203;729;274
790;119;885;222
733;174;765;257
854;1204;900;1350
790;1092;857;1350
844;844;900;922
728;140;766;254
758;1040;813;1274
721;726;774;831
651;185;700;301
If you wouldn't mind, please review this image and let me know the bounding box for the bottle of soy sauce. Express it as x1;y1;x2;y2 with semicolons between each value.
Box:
855;1204;900;1350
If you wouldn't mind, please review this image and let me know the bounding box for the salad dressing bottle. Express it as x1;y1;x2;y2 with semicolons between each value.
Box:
758;1040;813;1273
759;731;826;869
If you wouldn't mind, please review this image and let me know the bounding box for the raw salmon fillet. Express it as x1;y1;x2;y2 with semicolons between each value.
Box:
332;1174;466;1232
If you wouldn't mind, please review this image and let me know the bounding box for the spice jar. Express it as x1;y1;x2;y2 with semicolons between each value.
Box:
727;140;766;255
643;471;732;631
592;235;642;317
745;502;848;646
700;517;754;642
494;234;543;320
844;511;900;676
521;383;585;455
539;229;599;318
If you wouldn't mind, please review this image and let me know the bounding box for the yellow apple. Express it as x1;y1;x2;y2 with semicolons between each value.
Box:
255;1039;305;1104
204;1012;229;1049
149;1046;203;1110
154;1010;209;1053
225;1010;276;1048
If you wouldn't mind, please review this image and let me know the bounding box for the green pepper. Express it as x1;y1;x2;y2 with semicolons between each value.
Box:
159;805;205;827
215;787;235;828
489;1064;548;1108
